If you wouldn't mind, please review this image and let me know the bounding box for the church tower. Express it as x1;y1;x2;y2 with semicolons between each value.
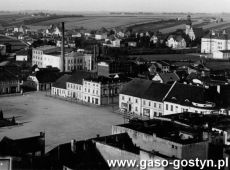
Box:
185;14;195;40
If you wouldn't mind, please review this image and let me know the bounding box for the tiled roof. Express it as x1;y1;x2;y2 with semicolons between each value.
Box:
120;79;171;102
33;70;61;83
165;82;220;108
157;72;180;83
52;74;71;89
0;67;19;82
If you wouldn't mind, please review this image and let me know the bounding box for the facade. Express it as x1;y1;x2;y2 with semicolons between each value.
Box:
119;79;171;118
213;50;230;59
112;119;209;160
0;68;20;94
201;31;230;53
185;15;196;40
51;72;129;105
119;79;220;117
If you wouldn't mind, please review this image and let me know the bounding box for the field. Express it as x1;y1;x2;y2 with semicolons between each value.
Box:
1;13;230;33
0;92;123;152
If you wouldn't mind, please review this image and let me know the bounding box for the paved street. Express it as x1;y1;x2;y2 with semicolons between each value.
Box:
0;92;124;151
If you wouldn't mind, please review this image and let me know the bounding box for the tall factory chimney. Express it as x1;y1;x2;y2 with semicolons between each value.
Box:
60;22;65;72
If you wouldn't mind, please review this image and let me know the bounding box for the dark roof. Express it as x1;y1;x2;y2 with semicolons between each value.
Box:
156;73;180;83
84;76;131;84
120;78;152;98
164;112;230;131
46;140;109;170
165;82;220;109
67;71;97;85
0;133;45;156
32;70;61;83
0;67;19;82
52;74;71;89
117;118;205;145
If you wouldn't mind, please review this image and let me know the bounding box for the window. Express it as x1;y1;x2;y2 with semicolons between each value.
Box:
154;103;156;108
143;100;146;105
122;96;124;100
154;112;157;117
166;104;168;110
135;99;138;103
135;107;138;112
159;112;162;116
159;104;161;109
128;98;131;102
171;105;173;112
149;102;151;107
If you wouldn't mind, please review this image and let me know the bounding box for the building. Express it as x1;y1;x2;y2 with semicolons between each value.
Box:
0;132;45;169
32;45;60;68
201;30;230;53
51;71;130;105
0;67;21;94
51;74;71;97
25;68;61;91
119;79;222;118
163;82;219;115
166;35;186;49
213;50;230;59
97;60;136;77
82;76;130;105
119;79;171;118
152;72;180;84
112;118;209;160
15;49;28;61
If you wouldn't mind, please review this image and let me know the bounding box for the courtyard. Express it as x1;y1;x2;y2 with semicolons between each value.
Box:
0;92;124;151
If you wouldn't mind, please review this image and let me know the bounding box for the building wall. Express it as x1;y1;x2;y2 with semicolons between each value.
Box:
0;80;20;94
51;87;68;97
16;55;27;61
119;94;164;118
112;125;209;160
66;82;83;100
95;142;139;170
201;38;230;53
152;74;163;83
82;80;101;105
163;101;214;115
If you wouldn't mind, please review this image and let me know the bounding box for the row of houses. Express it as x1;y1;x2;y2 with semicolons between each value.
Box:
119;78;228;118
51;71;130;105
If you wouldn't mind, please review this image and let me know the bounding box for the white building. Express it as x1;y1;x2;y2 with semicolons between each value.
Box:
166;35;187;49
119;79;219;118
119;79;171;118
201;31;230;53
213;50;230;59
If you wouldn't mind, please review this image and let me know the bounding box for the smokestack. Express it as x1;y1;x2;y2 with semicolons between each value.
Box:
71;139;76;153
61;22;65;72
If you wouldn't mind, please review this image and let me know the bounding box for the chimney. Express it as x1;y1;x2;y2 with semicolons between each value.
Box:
71;139;76;153
60;22;65;72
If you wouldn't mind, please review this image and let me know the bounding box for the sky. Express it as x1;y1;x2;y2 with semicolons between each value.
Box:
0;0;230;13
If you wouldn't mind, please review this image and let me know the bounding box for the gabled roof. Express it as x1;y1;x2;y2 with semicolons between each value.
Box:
120;79;171;102
52;74;71;89
165;82;219;108
0;133;45;156
156;72;180;83
120;78;152;98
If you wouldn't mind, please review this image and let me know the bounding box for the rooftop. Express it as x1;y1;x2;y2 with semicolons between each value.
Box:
116;118;205;145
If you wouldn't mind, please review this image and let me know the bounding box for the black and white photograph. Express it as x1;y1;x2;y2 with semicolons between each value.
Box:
1;0;230;169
